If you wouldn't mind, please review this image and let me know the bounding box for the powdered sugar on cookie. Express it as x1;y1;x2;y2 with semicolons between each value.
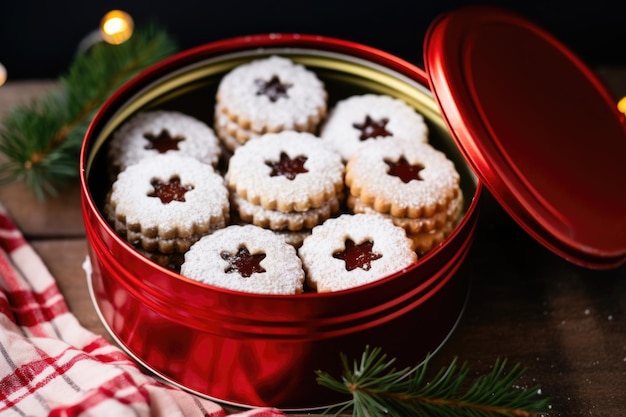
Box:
226;131;344;212
181;224;305;295
108;110;221;175
320;94;428;160
106;154;229;250
216;56;327;136
346;138;460;218
298;213;416;292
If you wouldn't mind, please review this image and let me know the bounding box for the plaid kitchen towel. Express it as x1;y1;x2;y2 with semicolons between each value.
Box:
0;203;284;417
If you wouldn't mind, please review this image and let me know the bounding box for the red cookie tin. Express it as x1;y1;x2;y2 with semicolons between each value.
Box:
79;5;625;411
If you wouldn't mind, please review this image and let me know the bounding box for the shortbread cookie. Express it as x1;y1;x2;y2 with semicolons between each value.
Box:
108;110;221;175
180;224;305;295
273;229;312;248
320;94;428;160
104;154;229;254
135;247;185;272
232;192;342;232
298;213;417;292
345;138;460;219
409;219;456;255
214;55;327;147
226;131;345;212
347;191;464;234
214;110;254;152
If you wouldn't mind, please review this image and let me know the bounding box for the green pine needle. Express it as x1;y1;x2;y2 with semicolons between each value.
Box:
316;346;551;417
0;25;178;200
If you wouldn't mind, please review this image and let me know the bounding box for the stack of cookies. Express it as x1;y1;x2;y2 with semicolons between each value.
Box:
107;110;222;178
214;55;328;152
345;138;463;254
104;153;230;270
320;93;429;161
225;131;345;247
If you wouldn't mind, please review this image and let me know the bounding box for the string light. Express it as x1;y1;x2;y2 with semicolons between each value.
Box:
618;96;626;116
100;10;134;45
0;63;6;87
76;10;134;53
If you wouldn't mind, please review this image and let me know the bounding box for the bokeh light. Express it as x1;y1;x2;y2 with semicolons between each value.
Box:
617;96;626;116
100;10;134;45
0;63;6;87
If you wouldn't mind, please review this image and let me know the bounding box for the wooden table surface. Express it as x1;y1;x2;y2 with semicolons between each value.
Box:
0;68;625;416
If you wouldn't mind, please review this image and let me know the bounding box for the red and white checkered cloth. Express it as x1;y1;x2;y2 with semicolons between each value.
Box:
0;203;285;417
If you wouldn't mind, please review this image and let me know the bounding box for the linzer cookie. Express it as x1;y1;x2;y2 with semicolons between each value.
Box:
108;110;222;176
320;94;429;160
273;229;312;248
298;213;417;292
180;224;305;295
345;138;462;254
104;154;229;263
346;139;460;218
226;130;344;214
408;220;457;255
347;191;464;234
214;55;327;150
231;192;342;232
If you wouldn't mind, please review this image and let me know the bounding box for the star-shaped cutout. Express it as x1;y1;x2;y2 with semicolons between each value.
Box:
221;246;266;278
352;115;392;141
266;152;308;180
385;157;424;184
143;129;185;153
333;239;383;271
147;176;194;204
255;75;292;102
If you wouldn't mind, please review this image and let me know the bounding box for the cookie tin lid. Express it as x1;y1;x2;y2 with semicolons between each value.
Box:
424;5;626;269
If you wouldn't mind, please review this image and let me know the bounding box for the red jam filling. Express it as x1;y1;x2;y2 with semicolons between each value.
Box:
148;176;194;204
221;245;266;278
143;129;185;153
255;75;292;102
266;152;308;180
353;115;392;141
333;239;382;271
385;157;424;183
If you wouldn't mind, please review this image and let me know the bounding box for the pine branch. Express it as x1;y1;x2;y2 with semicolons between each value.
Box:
0;25;178;200
316;346;551;417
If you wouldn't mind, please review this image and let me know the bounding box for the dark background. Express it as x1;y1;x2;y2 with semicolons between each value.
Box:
1;0;625;80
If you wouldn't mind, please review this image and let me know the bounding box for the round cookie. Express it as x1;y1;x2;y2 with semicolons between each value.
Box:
345;138;461;219
408;220;457;255
108;110;222;175
180;224;305;295
104;154;229;254
347;191;464;234
231;192;342;232
225;131;345;213
320;94;429;160
214;110;255;151
273;229;312;248
214;55;327;146
298;213;417;292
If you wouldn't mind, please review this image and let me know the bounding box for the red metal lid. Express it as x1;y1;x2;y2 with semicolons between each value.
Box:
424;5;626;269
